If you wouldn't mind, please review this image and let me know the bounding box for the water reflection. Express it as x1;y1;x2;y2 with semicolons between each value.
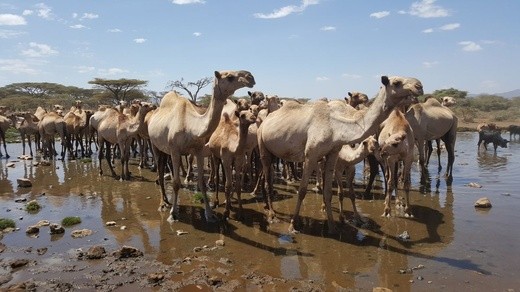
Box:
477;151;508;170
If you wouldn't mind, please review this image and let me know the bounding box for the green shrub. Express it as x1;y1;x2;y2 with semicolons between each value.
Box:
25;200;41;213
0;218;16;230
193;192;204;204
61;216;81;227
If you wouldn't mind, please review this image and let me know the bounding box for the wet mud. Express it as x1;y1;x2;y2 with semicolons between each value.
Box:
1;132;520;291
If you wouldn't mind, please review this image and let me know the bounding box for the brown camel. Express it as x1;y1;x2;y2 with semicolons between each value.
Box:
248;91;265;106
345;91;369;109
258;75;423;233
378;108;415;217
405;97;458;178
10;112;40;157
96;102;154;180
208;109;257;219
147;70;255;223
63;100;89;158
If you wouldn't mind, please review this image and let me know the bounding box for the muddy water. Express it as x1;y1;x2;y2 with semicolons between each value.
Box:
1;132;520;290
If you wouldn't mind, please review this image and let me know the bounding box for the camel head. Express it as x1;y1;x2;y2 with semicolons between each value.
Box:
441;96;457;107
362;135;379;154
381;76;423;111
234;98;250;111
248;91;265;106
214;70;255;99
379;131;407;157
346;92;369;108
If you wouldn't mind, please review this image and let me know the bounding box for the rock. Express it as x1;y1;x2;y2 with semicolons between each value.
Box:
398;231;410;241
37;220;50;227
40;160;51;166
25;225;40;235
71;229;93;238
36;247;48;255
14;198;27;203
6;162;15;167
10;259;29;269
86;246;106;259
105;221;117;226
49;223;65;234
475;197;492;208
120;225;127;230
0;242;5;253
193;246;203;252
467;182;482;188
215;239;225;246
148;272;165;284
17;178;32;188
113;246;143;259
176;230;188;236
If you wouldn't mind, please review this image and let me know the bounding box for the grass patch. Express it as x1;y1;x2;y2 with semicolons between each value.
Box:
26;200;41;213
80;157;92;163
192;192;204;204
61;216;82;227
0;218;16;230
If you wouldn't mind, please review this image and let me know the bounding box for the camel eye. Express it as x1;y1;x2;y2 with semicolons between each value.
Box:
393;80;402;87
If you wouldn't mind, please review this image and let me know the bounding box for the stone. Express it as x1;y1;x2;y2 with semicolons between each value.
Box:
113;246;143;259
215;239;225;246
36;220;50;227
17;178;32;188
6;162;15;167
105;221;117;226
25;225;39;235
86;246;106;259
148;273;165;284
71;229;93;238
475;197;492;208
49;223;65;234
10;259;29;269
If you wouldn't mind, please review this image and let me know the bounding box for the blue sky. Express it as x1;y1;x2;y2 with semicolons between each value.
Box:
1;0;519;100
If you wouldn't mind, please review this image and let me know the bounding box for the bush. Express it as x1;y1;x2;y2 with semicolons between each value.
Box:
0;218;16;230
61;216;82;227
25;200;41;213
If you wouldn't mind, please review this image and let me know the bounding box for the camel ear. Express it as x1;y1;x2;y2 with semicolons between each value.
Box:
214;71;221;79
381;76;390;86
348;92;353;97
234;110;240;118
248;91;252;96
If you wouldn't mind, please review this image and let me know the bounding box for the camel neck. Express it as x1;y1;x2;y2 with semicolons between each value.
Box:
196;83;227;138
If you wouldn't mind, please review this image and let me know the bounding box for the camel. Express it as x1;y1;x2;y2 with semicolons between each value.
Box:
96;102;155;180
38;111;70;159
441;96;457;107
208;109;257;219
405;98;458;178
63;101;89;158
378;109;415;217
426;96;457;168
147;70;255;223
333;135;379;222
345;91;369;109
0;114;11;158
248;91;265;106
10;112;40;157
258;75;423;233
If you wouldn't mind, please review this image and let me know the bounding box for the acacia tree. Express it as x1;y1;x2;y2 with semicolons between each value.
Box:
166;76;211;103
88;78;148;104
431;88;468;99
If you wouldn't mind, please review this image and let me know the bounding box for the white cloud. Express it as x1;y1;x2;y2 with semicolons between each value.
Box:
440;23;460;31
35;3;53;20
316;76;329;81
409;0;449;18
134;38;147;43
76;66;95;73
422;28;434;33
0;14;27;25
342;73;361;79
72;12;78;18
70;24;87;29
22;10;33;16
254;0;319;19
172;0;205;4
480;80;498;90
423;61;438;68
21;42;58;57
0;59;39;74
81;13;99;20
370;11;390;19
107;28;121;33
320;26;335;31
459;41;482;52
0;29;25;38
98;68;128;76
193;32;202;37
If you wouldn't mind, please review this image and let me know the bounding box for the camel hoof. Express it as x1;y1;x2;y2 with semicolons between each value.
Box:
167;214;179;223
288;223;300;234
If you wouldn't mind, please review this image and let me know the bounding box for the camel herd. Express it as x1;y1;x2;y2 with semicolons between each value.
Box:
0;70;472;234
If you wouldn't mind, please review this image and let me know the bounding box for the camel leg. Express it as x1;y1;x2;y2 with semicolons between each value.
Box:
363;154;380;199
155;150;171;210
222;157;233;220
322;152;339;234
21;133;26;156
346;165;360;221
98;139;105;176
194;153;217;223
382;158;394;217
234;155;246;220
289;158;316;234
402;156;413;218
331;164;343;215
104;141;117;178
212;156;221;208
261;156;277;223
167;153;182;222
0;130;9;158
27;134;34;157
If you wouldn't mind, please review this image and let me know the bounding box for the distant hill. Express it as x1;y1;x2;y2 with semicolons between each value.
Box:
469;89;520;98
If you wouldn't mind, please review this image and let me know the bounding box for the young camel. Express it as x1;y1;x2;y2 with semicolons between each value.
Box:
147;70;255;223
38;111;70;159
332;135;380;223
378;108;415;217
208;109;257;219
63;101;89;158
96;102;154;180
258;76;423;233
345;91;369;109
